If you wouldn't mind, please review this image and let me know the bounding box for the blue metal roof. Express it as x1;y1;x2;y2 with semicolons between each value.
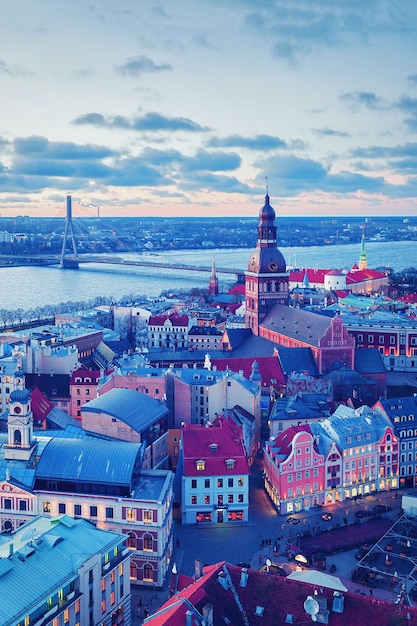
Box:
36;436;142;484
81;387;168;431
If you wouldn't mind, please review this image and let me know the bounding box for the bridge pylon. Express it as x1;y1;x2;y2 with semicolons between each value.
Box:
60;195;79;269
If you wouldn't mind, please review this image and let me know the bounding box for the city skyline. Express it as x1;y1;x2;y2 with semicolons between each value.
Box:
1;1;417;218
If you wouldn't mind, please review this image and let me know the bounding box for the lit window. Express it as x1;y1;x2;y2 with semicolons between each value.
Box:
127;509;136;522
143;510;153;524
196;460;205;470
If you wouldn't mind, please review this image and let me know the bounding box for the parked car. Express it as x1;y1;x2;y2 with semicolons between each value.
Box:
355;509;368;518
321;512;333;521
373;504;392;515
287;517;300;525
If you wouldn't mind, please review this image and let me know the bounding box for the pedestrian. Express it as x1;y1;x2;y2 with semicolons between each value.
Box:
138;597;142;608
369;588;373;597
136;607;141;619
176;538;180;548
144;606;149;618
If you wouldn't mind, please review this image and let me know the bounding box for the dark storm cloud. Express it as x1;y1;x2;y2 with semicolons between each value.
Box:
115;55;172;76
72;112;208;132
208;134;286;150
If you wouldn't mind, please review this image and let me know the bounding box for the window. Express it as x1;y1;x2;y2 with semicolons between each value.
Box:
204;479;210;488
19;500;27;511
43;501;51;513
196;460;205;471
191;495;197;505
143;510;153;524
238;477;244;487
287;473;293;482
228;478;233;488
90;505;98;518
313;468;319;477
238;494;244;503
228;494;234;503
305;470;310;478
296;472;301;481
225;459;236;469
74;504;82;516
218;478;223;488
127;509;136;522
191;479;197;489
143;534;153;551
4;498;12;510
106;507;114;519
368;334;374;343
379;335;384;344
218;495;224;505
58;503;66;514
204;495;210;504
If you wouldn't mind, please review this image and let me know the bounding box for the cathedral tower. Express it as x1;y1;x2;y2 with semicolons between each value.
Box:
245;193;288;335
208;257;219;296
359;231;367;270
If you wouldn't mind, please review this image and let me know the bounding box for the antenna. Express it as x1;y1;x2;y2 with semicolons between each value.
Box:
265;175;269;195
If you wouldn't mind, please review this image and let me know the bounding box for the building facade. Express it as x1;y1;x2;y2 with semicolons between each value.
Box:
181;418;250;525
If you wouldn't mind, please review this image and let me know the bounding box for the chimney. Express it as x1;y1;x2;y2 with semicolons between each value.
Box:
195;558;202;580
240;568;249;587
185;611;193;626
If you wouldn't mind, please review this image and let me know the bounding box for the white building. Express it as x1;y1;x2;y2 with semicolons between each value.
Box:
0;515;131;626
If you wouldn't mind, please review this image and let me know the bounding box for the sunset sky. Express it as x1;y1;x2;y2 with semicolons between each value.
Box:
1;1;417;218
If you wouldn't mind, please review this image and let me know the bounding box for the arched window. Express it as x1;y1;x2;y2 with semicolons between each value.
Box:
14;430;22;445
127;531;137;550
129;561;137;581
3;520;13;532
143;563;154;582
143;533;153;552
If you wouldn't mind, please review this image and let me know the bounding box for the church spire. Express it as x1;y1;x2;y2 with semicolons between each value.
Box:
359;231;367;270
208;256;219;296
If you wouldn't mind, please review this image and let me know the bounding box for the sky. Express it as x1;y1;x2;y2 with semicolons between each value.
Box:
1;1;417;219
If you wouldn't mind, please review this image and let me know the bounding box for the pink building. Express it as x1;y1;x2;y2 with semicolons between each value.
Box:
264;426;326;514
69;367;100;419
148;313;190;349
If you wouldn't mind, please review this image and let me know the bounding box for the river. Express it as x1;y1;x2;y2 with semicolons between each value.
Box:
0;240;415;312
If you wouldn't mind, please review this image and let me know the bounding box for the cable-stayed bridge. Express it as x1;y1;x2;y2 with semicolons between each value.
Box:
0;196;244;281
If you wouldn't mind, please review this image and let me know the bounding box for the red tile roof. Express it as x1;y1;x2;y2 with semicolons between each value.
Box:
182;418;249;477
30;387;54;424
145;561;417;626
148;314;189;326
211;356;285;387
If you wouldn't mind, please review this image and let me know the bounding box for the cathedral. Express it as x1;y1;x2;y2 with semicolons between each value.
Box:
245;193;289;334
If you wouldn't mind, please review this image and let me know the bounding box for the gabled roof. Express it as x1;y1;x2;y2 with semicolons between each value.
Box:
276;346;319;377
221;328;253;350
182;418;249;477
144;561;416;626
355;348;386;374
269;395;324;423
261;304;334;347
148;314;189;326
211;356;285;387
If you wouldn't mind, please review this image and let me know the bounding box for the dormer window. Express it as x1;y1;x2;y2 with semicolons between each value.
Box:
209;443;218;453
196;460;205;471
225;459;236;470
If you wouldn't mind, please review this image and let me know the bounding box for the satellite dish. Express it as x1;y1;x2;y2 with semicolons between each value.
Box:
266;559;272;567
304;596;319;616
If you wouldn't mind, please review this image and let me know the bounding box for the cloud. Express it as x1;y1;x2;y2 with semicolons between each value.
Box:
180;150;241;172
115;55;172;77
208;134;286;150
72;111;209;132
339;90;386;111
395;95;417;131
408;73;417;86
257;154;391;195
0;59;33;77
313;128;350;138
230;1;417;64
13;136;116;160
180;171;253;193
